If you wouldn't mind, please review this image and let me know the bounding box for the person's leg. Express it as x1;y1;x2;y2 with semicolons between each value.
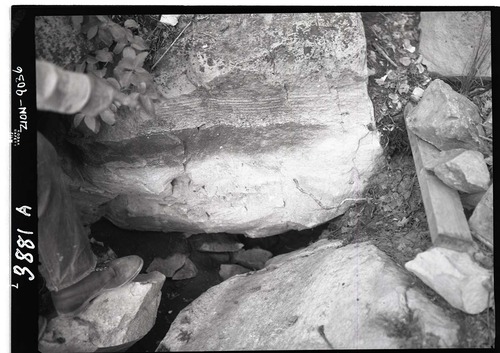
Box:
37;132;144;318
37;132;96;292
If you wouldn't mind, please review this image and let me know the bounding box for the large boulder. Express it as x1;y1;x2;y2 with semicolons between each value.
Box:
156;241;459;350
419;11;491;77
39;13;382;237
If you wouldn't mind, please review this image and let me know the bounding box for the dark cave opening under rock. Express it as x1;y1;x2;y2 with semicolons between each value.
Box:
88;218;330;352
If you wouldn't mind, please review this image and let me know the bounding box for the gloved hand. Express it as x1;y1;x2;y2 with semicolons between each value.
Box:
80;75;138;118
36;60;138;116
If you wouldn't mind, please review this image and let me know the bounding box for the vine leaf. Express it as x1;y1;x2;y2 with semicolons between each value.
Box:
95;48;113;63
123;46;136;59
84;115;100;133
113;42;127;55
130;35;149;51
73;113;85;127
124;19;139;28
87;24;98;40
100;108;116;125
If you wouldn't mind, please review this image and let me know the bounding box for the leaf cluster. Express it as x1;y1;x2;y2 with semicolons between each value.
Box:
71;15;159;133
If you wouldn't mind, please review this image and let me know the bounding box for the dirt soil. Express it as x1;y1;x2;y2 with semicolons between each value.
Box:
38;12;494;351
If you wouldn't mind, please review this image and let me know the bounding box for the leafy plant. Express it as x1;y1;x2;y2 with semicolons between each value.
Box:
71;15;159;133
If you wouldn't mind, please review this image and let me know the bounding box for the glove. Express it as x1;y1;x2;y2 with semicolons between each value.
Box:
36;60;138;117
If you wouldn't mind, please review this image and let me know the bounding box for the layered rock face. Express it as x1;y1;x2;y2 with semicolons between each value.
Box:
39;13;382;237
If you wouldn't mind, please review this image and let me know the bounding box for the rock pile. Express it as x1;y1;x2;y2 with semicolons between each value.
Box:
146;233;275;282
404;79;493;315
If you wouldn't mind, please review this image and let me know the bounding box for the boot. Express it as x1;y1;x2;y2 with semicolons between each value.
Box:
51;255;143;317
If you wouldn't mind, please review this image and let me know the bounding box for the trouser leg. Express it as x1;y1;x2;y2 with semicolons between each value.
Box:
37;132;96;292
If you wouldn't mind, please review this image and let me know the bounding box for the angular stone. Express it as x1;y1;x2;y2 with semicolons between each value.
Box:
41;13;381;237
219;264;252;281
39;272;165;353
172;258;198;280
157;241;459;350
419;12;491;77
147;253;188;278
405;247;492;314
428;149;490;193
231;248;273;270
406;79;487;153
469;184;493;249
189;233;244;253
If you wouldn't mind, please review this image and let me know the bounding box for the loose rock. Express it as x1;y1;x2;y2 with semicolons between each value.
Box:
427;149;490;193
39;272;165;353
219;264;252;281
405;247;492;314
157;241;459;350
406;80;487;153
172;258;198;280
231;248;273;270
468;184;493;249
189;233;244;253
147;253;188;278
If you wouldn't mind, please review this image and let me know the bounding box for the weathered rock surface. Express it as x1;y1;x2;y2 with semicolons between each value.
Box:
406;79;487;153
147;253;188;277
405;247;492;314
219;264;252;281
40;13;381;237
189;233;244;252
39;272;165;353
469;184;493;249
419;12;491;77
427;149;490;193
231;248;273;270
157;241;459;350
